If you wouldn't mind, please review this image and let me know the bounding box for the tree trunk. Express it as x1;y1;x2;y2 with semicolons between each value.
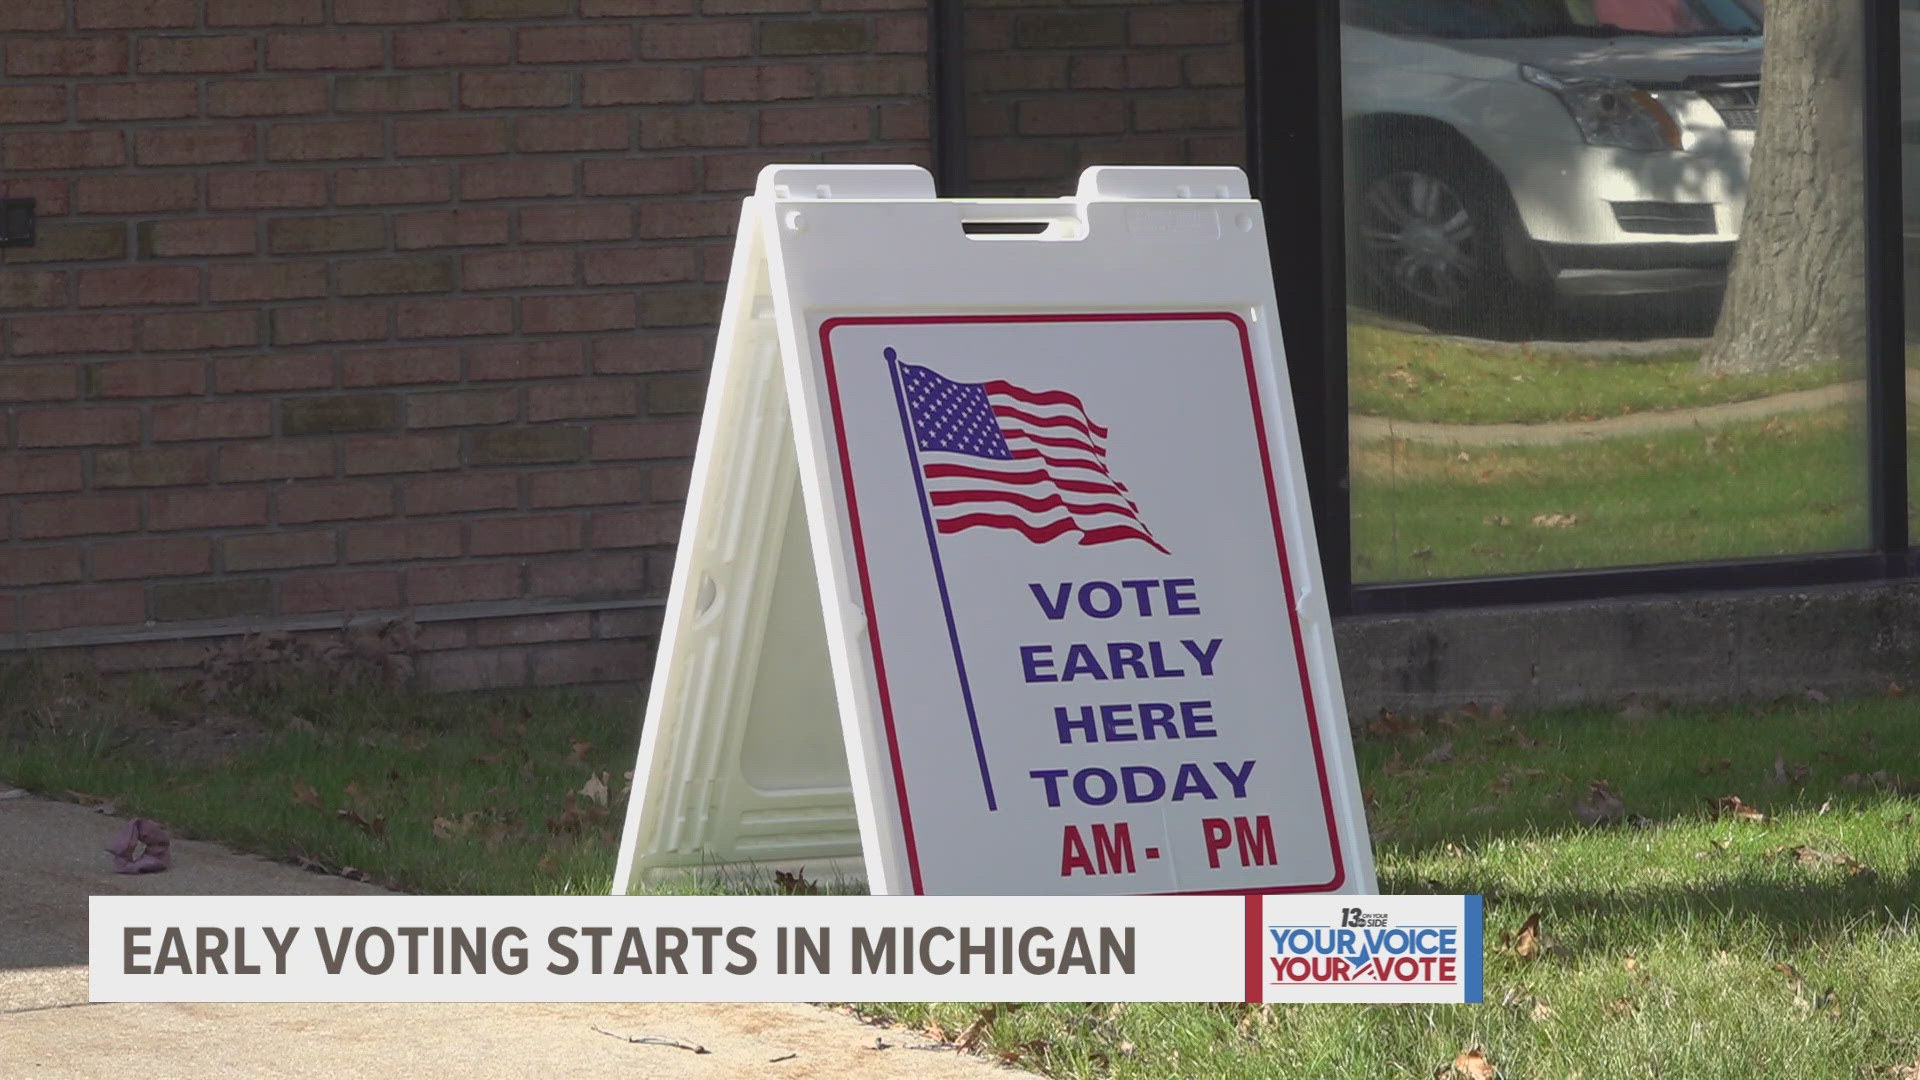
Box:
1700;0;1866;375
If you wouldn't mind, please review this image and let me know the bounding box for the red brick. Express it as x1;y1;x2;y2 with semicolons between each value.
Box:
525;552;644;599
219;441;333;481
519;205;631;244
75;176;200;214
396;208;512;250
77;0;198;29
468;514;580;556
407;562;521;605
634;201;736;239
521;294;636;334
582;0;693;13
148;489;270;530
407;388;518;428
0;0;64;31
464;249;575;290
281;569;403;613
518;26;633;64
16;586;145;632
9;315;135;357
638;288;719;328
276;480;394;523
208;258;327;301
641;21;752;60
91;537;213;581
529;467;647;508
589;507;681;548
335;0;449;22
582;157;697;196
267;214;385;253
0;87;67;125
702;63;814;103
344;521;462;562
265;121;384;162
461;71;573;109
874;13;924;52
152;400;273;441
335;166;453;206
86;357;205;397
76;268;202;309
207;0;326;25
223;531;337;571
213;353;332;393
141;311;260;351
3;131;126;172
582;247;696;286
139;218;256;258
395;27;511;68
14;494;141;539
197;181;329;223
465;339;583;380
267;32;385;71
402;473;518;515
1131;4;1240;46
531;640;655;684
272;303;389;346
335;73;453;113
6;38;126;77
514;114;630;153
471;612;591;647
464;426;584;466
0;363;76;402
418;649;530;691
341;345;461;387
1019;97;1128;137
1187;52;1247;88
637;111;751;149
134;125;258;166
763;105;871;145
137;36;257;74
343;433;461;475
590;419;698;460
528;381;638;421
820;58;927;99
394;117;508;157
93;446;213;488
582;67;695;106
207;77;329;117
459;160;575;200
394;297;512;339
76;81;197;122
595;332;710;374
0;453;84;495
878;102;926;140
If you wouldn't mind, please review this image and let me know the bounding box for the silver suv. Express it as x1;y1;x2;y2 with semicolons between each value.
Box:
1342;0;1763;331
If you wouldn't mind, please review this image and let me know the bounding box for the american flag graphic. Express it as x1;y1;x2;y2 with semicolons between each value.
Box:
893;355;1167;554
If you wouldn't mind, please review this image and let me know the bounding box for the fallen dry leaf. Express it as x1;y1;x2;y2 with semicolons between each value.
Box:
1512;912;1543;960
567;740;593;765
773;869;818;895
1452;1047;1498;1080
1419;741;1455;767
1710;796;1767;823
336;808;386;837
291;780;322;809
579;772;610;807
1530;513;1580;529
1575;781;1626;826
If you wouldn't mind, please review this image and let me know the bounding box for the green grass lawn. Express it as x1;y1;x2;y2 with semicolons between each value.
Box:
1349;324;1854;425
1352;407;1872;582
4;661;1919;1077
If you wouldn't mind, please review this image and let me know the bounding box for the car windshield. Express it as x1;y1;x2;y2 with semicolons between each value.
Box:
1342;0;1762;39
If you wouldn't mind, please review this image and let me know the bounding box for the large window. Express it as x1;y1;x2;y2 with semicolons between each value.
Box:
1337;0;1871;584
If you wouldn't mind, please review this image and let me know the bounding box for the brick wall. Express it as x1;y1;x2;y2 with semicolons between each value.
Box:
961;0;1244;195
0;0;930;689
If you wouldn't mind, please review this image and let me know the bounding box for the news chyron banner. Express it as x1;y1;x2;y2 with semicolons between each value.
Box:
822;314;1354;894
90;895;1482;1004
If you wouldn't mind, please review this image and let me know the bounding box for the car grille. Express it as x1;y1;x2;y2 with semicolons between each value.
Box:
1611;202;1717;236
1696;81;1760;130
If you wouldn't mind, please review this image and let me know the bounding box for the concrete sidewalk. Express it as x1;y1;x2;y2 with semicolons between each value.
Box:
0;791;1007;1079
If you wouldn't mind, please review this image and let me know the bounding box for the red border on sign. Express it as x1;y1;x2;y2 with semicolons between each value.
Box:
818;312;1345;896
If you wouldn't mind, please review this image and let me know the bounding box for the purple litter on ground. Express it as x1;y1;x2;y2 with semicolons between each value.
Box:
105;818;172;874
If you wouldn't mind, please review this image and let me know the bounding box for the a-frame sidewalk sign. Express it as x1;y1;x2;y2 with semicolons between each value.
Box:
613;164;1376;896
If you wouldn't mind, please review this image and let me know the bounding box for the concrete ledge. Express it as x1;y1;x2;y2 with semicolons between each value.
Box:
1333;579;1920;716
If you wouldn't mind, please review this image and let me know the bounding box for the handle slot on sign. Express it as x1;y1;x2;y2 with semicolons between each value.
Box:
956;205;1085;242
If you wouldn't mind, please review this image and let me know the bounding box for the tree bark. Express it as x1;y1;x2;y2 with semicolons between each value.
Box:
1700;0;1866;375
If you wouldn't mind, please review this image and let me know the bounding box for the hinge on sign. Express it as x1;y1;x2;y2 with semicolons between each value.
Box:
0;199;36;249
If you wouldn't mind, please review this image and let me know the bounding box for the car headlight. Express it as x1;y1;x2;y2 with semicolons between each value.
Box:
1520;64;1683;152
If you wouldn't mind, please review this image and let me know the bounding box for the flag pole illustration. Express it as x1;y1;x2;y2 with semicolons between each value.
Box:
884;346;1166;812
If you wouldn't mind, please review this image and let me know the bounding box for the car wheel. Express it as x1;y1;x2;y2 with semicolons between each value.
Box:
1351;141;1547;335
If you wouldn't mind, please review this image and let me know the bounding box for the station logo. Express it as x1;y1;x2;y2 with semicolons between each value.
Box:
1251;897;1483;1002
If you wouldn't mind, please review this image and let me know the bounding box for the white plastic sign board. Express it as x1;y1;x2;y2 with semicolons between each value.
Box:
614;164;1376;896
